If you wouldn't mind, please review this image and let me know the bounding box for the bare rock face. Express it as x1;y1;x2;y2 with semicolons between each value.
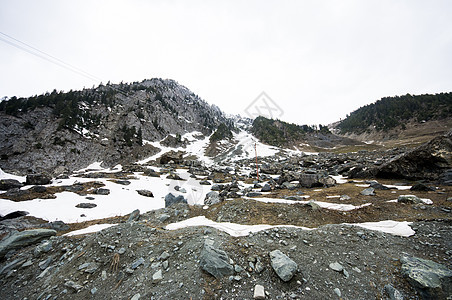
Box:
26;174;52;185
374;131;452;181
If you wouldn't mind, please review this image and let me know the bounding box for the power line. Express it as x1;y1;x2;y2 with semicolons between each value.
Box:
0;32;101;83
0;31;153;103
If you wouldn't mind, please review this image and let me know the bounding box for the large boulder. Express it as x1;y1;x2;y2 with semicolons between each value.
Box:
25;174;52;185
204;191;221;206
0;179;23;191
158;150;184;165
374;132;452;181
0;229;57;258
401;256;452;299
269;250;298;282
199;239;233;278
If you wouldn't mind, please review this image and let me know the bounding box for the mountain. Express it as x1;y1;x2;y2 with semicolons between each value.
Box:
333;92;452;145
0;79;232;175
251;116;364;150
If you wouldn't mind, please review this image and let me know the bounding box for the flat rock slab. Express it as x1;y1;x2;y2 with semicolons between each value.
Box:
401;256;452;299
269;250;298;282
0;229;56;258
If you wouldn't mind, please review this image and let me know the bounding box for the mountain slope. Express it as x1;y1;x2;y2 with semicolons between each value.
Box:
333;93;452;146
0;79;232;175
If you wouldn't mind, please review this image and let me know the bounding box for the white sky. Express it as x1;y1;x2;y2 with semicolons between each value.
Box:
0;0;451;125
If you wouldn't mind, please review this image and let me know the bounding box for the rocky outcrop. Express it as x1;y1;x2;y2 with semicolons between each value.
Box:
374;131;452;181
0;179;23;190
0;229;56;258
164;193;187;208
158;151;184;165
401;256;452;299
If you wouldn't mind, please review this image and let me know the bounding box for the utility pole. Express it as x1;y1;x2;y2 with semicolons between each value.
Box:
254;142;259;181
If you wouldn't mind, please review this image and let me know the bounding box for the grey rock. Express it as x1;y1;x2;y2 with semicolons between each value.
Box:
254;284;265;299
26;174;51;185
199;239;234;279
384;284;404;300
0;211;28;221
205;191;221;206
247;192;262;197
152;269;163;281
398;195;422;204
0;257;26;275
211;184;223;191
127;209;140;223
0;179;23;190
158;213;171;222
91;287;97;295
360;187;375;196
401;255;452;299
255;261;265;273
333;288;341;297
34;240;53;256
0;229;56;258
306;200;321;211
159;251;170;261
64;280;83;292
75;203;97;209
199;180;211;185
48;220;69;231
94;188;110;195
269;250;298;282
30;185;47;193
281;182;297;190
329;262;344;272
137;190;154;197
164;193;187;207
131;257;145;269
340;195;351;201
131;293;141;300
261;184;271;192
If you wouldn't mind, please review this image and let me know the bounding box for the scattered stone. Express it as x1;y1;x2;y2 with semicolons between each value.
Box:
164;193;187;207
199;239;234;279
91;287;98;294
131;293;141;300
246;192;262;197
94;188;110;195
127;209;140;222
360;187;375;196
306;200;321;211
410;183;434;191
114;180;131;185
397;195;422;204
329;262;344;272
34;240;53;256
340;195;351;201
401;255;452;299
64;280;83;292
205;191;221;206
152;269;163;281
333;288;341;297
131;257;145;269
0;229;56;258
199;180;211;185
384;284;404;300
137;190;154;197
254;285;265;299
159;251;170;261
75;203;97;209
261;184;271;192
269;250;298;282
0;257;26;275
49;220;70;231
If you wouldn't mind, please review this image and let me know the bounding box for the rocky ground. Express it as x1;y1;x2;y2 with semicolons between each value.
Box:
0;132;451;299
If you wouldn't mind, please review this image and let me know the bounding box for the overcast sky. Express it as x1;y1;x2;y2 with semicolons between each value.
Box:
1;0;451;125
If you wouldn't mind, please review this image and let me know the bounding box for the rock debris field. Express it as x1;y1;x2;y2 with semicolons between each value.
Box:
0;135;452;299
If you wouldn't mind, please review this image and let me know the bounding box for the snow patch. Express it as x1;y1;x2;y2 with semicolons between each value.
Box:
64;223;117;236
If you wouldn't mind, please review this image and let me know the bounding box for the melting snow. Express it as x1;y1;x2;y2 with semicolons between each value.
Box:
166;216;414;237
64;223;117;236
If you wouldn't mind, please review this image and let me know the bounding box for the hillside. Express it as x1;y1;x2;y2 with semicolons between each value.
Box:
0;79;232;175
334;93;452;140
251;116;363;150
